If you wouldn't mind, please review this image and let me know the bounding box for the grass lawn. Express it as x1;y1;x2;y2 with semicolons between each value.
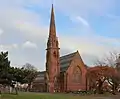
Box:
0;92;115;99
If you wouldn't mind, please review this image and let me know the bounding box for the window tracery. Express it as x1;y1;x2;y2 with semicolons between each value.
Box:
72;66;82;83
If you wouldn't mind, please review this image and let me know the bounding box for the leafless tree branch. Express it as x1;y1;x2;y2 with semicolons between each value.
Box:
94;50;119;67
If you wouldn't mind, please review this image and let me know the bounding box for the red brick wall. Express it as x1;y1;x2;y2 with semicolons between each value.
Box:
65;52;87;91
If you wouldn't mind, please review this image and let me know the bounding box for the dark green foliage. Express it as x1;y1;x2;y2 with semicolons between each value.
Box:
0;51;38;88
0;51;11;85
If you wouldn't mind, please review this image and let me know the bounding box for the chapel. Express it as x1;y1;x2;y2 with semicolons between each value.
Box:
32;4;87;93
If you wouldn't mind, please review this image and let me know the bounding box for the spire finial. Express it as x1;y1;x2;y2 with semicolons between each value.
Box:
49;2;56;36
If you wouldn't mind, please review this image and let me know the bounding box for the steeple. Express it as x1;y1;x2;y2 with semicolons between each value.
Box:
45;4;60;93
49;4;56;36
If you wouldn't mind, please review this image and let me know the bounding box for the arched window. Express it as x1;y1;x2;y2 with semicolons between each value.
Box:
72;66;82;83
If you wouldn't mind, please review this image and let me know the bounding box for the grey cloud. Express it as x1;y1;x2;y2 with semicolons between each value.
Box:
81;53;99;66
0;0;119;70
22;41;37;49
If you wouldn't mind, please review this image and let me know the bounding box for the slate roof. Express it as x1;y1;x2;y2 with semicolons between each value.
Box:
34;71;45;82
60;51;77;72
38;71;45;75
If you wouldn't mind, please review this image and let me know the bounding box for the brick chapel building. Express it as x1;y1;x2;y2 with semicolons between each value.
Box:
32;4;87;93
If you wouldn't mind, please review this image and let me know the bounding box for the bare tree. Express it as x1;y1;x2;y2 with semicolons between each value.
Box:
22;63;38;91
94;58;106;66
94;51;119;67
104;51;118;67
23;63;37;71
93;51;120;93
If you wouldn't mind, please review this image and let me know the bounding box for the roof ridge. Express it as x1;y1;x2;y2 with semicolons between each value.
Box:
60;51;77;58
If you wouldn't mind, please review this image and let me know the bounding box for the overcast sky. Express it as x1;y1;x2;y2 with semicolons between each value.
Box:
0;0;120;71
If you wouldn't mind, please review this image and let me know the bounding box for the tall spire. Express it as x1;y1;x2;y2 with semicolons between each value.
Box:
45;3;60;93
49;4;56;36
